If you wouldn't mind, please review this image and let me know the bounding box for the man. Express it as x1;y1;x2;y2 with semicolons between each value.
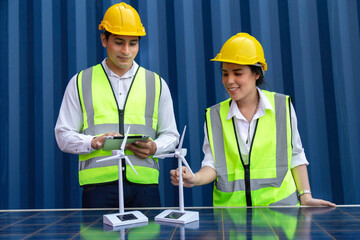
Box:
55;2;179;208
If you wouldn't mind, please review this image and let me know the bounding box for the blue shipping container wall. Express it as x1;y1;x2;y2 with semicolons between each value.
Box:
1;0;360;209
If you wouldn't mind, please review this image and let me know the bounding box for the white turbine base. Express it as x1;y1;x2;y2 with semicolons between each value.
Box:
103;211;148;227
155;209;199;224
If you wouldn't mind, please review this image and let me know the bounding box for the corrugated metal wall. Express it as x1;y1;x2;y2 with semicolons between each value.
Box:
1;0;359;209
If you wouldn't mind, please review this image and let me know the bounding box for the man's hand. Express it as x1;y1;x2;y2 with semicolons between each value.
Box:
125;139;157;159
91;132;122;150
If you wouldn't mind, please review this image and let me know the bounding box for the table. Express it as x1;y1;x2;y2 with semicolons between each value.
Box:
1;206;360;239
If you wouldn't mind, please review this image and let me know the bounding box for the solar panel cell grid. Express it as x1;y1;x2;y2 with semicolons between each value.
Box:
0;206;359;239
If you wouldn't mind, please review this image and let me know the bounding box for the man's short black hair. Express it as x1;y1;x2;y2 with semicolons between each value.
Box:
104;30;112;41
103;30;141;41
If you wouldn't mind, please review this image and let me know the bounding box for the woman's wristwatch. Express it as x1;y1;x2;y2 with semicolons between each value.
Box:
298;190;311;197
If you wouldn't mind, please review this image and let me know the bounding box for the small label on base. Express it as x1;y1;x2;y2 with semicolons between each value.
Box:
164;212;185;219
117;213;137;221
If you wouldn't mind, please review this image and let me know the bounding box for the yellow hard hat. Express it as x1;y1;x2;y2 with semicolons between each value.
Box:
99;2;146;36
211;33;267;71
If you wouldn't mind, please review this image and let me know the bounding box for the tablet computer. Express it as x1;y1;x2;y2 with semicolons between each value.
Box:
102;135;149;151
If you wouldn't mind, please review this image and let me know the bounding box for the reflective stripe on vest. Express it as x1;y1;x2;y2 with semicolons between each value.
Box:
206;90;298;206
77;64;161;186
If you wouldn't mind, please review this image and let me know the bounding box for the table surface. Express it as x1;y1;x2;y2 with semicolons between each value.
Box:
1;205;360;239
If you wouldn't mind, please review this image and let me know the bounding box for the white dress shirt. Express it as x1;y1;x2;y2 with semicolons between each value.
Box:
201;88;308;169
55;59;179;155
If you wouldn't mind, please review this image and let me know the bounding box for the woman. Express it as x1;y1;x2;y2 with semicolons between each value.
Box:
170;33;335;207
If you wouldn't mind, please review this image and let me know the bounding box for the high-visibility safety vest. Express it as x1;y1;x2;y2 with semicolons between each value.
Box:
205;90;299;206
76;64;161;186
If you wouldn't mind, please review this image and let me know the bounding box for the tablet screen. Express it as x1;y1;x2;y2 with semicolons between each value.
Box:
102;135;149;151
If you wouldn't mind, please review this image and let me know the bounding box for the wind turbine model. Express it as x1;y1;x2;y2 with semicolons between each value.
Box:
97;126;148;227
153;126;199;224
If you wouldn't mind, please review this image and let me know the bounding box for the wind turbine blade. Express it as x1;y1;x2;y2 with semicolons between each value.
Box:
124;156;138;175
179;155;194;177
178;125;187;150
121;126;131;151
153;153;176;159
96;155;119;162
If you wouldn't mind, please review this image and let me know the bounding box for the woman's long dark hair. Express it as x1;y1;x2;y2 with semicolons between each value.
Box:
249;65;264;86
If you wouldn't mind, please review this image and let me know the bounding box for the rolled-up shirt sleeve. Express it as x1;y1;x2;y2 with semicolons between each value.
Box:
201;123;215;169
54;74;94;155
153;79;180;154
290;102;309;168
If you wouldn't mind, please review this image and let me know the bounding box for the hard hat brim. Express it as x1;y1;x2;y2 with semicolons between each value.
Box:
99;23;146;36
210;58;267;71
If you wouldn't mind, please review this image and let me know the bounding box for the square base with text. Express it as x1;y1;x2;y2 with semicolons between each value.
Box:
155;209;199;224
103;211;148;227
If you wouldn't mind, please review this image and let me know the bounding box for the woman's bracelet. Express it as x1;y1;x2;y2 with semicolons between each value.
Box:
298;190;311;197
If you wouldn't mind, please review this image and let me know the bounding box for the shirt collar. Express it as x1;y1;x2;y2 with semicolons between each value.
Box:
101;58;139;79
226;88;274;121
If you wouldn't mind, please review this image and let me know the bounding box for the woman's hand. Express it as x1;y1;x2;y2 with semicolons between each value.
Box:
170;166;197;188
170;166;217;188
300;194;336;207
